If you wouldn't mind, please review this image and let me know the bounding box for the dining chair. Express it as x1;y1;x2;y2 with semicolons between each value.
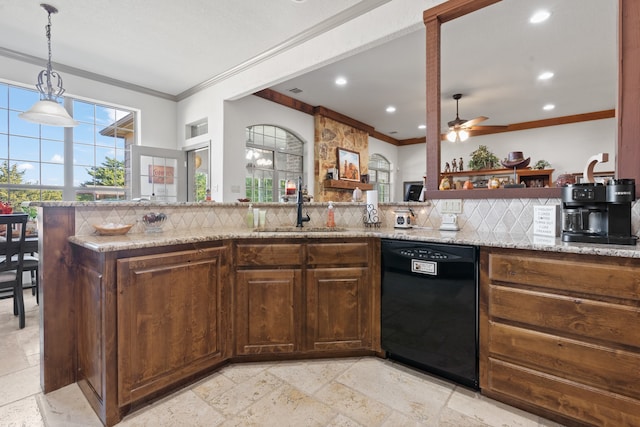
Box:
0;213;28;329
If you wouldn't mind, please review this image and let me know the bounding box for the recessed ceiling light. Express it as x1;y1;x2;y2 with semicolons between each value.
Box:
291;0;306;3
418;124;426;130
543;104;555;111
530;10;551;24
386;106;396;113
538;71;554;80
335;77;347;86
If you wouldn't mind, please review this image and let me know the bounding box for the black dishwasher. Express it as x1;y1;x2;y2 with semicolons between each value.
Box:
381;239;479;389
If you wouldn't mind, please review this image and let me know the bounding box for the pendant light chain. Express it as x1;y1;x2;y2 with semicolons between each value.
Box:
18;4;78;126
36;4;65;101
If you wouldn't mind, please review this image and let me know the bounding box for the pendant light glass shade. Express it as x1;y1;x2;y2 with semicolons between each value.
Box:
18;4;78;127
19;99;78;126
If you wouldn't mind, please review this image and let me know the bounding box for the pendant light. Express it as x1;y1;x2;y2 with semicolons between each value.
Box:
19;4;78;127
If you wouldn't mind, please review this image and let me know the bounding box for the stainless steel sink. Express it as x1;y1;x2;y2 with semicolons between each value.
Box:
254;226;346;233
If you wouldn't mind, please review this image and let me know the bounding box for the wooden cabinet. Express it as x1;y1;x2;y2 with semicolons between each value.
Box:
72;236;379;425
235;269;302;354
306;242;372;351
73;243;229;426
116;247;228;406
234;238;380;357
306;267;369;351
480;248;640;426
234;242;303;355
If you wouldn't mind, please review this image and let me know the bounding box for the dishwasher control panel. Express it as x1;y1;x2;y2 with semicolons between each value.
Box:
398;248;450;259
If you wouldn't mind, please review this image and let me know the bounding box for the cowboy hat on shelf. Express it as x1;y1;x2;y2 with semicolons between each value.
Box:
501;151;531;169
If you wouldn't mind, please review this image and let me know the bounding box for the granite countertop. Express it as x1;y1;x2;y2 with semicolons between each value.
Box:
68;226;640;258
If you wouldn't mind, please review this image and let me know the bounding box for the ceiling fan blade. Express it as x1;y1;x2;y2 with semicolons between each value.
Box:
447;117;467;128
461;116;488;128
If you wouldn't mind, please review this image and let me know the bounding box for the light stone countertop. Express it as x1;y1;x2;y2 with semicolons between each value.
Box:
68;226;640;258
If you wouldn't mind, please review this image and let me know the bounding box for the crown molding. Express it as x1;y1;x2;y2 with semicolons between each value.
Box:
0;46;176;101
175;0;392;100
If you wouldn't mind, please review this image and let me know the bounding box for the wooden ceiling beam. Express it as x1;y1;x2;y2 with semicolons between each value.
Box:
439;109;615;141
254;88;614;147
253;88;401;145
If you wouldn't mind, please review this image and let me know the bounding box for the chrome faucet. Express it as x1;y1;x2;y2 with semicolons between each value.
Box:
296;176;310;227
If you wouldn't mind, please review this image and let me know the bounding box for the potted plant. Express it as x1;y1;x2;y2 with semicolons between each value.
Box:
21;205;38;235
468;145;500;170
534;159;551;169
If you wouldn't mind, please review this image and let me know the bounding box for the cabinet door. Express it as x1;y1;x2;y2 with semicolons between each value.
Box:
306;267;370;351
235;269;302;355
117;247;227;406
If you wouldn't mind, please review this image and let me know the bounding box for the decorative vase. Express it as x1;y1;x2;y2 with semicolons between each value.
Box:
439;178;451;191
487;177;501;189
352;186;363;202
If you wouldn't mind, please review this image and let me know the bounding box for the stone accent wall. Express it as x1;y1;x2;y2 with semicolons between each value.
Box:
313;115;368;202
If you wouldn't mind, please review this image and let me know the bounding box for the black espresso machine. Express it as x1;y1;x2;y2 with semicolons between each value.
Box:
561;179;637;245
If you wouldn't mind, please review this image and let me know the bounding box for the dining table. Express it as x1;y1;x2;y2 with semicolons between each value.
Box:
24;235;38;254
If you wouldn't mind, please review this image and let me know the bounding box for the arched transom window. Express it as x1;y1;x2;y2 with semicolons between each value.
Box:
245;125;304;202
368;153;391;202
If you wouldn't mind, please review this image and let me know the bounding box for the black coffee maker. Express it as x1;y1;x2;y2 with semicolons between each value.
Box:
561;179;637;245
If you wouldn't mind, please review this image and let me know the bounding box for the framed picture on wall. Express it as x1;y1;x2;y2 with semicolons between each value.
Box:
148;165;175;184
337;147;360;181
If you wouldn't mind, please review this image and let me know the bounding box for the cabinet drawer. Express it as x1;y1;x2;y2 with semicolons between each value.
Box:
485;358;640;427
488;284;640;348
487;252;640;301
307;242;369;266
488;322;640;399
235;243;302;266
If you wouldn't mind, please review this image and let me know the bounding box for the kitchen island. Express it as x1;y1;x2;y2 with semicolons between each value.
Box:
35;202;640;426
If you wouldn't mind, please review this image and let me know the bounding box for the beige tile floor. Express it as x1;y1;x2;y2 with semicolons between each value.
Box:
0;291;565;427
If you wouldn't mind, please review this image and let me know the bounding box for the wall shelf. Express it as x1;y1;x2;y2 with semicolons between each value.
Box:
441;168;555;189
323;179;373;191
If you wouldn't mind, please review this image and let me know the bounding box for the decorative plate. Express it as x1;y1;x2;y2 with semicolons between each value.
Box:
93;223;133;236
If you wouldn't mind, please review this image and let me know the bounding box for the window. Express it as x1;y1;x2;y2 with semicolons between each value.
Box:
245;125;304;202
186;118;208;139
368;153;391;202
0;81;136;203
73;100;133;200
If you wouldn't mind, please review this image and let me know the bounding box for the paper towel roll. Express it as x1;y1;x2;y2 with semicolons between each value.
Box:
365;190;378;223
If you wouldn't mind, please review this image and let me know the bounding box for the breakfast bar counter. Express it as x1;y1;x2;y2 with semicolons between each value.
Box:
34;202;640;426
68;225;640;258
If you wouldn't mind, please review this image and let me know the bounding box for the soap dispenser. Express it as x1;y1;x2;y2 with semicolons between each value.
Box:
327;201;336;228
245;204;254;228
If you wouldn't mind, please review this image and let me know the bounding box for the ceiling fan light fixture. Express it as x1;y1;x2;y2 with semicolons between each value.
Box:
19;4;78;127
446;128;469;143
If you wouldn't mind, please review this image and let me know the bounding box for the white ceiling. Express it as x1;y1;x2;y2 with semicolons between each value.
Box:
0;0;616;142
0;0;381;96
270;0;617;140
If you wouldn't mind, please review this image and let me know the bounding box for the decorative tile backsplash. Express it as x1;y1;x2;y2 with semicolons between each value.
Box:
72;198;640;237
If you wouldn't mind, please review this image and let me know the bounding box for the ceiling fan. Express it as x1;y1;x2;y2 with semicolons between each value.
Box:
446;93;488;142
